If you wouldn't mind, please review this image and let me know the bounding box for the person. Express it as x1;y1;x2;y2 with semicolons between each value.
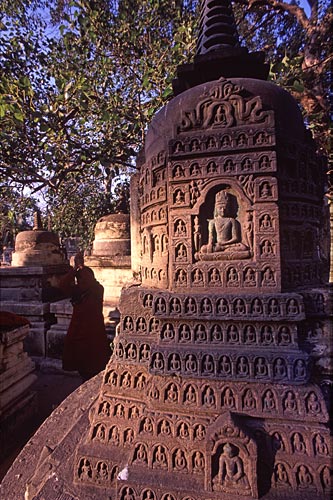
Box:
58;252;111;381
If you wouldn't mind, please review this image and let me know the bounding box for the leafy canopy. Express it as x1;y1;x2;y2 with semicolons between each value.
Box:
0;0;331;247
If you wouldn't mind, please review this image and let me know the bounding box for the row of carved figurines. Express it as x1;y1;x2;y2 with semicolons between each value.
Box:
78;440;252;494
172;181;274;208
150;352;307;381
170;155;272;179
78;450;330;495
141;266;278;285
172;131;270;154
144;295;300;316
125;320;297;346
103;366;323;417
92;411;330;460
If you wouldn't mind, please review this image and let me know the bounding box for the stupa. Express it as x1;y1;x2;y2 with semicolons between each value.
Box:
1;1;331;499
0;210;69;355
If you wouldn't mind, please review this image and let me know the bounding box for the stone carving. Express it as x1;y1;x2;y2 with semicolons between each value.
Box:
6;6;331;497
212;442;250;493
178;78;270;132
196;190;250;260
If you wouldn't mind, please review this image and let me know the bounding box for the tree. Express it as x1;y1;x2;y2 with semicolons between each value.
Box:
0;0;198;246
0;1;331;247
234;0;332;153
0;0;197;191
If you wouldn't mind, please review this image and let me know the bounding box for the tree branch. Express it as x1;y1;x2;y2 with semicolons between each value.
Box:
247;0;310;30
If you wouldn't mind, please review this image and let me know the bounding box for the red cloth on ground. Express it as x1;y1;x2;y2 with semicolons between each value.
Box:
58;267;111;376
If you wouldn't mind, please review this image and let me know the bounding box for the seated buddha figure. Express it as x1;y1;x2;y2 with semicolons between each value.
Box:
197;190;250;260
213;442;250;493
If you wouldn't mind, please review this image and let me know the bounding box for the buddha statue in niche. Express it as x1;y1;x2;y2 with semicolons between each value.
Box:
213;442;250;493
196;189;250;260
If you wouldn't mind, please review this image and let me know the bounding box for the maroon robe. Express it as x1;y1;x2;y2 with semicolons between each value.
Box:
59;267;111;378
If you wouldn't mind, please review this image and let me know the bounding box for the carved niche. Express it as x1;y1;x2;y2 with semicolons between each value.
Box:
163;77;281;293
206;413;258;498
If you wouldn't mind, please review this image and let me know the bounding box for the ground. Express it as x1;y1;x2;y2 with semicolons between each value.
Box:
0;359;82;482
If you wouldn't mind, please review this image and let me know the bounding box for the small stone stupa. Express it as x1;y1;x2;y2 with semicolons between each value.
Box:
84;190;132;309
1;2;331;499
11;210;65;267
0;210;69;355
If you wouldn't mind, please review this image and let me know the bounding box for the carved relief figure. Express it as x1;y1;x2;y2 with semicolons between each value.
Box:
243;212;253;254
260;213;273;231
306;392;321;415
243;389;256;410
79;458;92;480
193;268;204;284
184;384;197;405
274;463;290;486
174;219;186;236
244;325;256;344
262;267;276;286
170;298;181;313
203;386;216;407
190;180;200;206
260;181;272;198
153;445;168;469
297;465;314;488
174;449;187;470
213;443;250;493
292;433;306;454
134;444;148;464
163;323;175;341
193;216;202;252
314;434;328;455
169;353;181;371
190;162;201;175
176;269;187;285
209;267;221;284
176;243;187;262
193;451;205;472
283;391;297;412
198;190;249;259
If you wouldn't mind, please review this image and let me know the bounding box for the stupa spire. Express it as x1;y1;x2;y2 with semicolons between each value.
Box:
33;209;43;231
172;0;269;95
196;0;240;55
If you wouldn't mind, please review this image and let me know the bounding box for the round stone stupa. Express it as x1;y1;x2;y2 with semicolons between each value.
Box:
91;212;131;258
11;211;65;267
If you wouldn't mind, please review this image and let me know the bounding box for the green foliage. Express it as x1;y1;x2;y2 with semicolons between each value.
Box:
234;0;332;153
0;0;331;246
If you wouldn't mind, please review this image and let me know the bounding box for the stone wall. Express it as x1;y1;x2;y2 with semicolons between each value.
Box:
0;322;37;460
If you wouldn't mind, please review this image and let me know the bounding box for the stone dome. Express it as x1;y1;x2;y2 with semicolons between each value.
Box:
11;230;64;266
92;213;130;257
145;78;306;160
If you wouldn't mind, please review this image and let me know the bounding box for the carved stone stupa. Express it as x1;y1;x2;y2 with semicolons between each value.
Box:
71;1;330;498
1;1;331;499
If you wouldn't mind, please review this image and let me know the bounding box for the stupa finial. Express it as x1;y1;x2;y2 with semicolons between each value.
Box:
196;0;240;55
172;0;269;95
33;210;43;231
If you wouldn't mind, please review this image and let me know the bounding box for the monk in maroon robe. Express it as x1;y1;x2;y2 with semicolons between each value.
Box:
59;254;111;381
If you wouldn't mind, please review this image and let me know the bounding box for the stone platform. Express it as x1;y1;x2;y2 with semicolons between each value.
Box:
0;368;330;500
0;370;97;499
